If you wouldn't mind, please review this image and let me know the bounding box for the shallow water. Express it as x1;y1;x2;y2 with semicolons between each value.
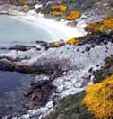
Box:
0;71;33;116
0;15;52;47
0;14;52;92
0;71;32;93
0;15;52;117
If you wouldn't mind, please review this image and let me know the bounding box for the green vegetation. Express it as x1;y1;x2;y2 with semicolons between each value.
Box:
94;55;113;83
46;92;94;119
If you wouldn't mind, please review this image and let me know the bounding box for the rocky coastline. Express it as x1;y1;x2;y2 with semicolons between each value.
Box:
0;1;113;119
0;30;113;118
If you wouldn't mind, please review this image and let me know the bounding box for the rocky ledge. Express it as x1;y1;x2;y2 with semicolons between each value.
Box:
0;30;113;118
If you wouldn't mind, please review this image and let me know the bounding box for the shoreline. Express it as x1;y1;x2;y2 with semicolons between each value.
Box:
10;10;88;42
0;10;88;118
1;5;113;119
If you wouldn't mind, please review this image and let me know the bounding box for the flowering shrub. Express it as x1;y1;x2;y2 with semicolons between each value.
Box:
66;37;80;45
65;10;80;20
51;4;67;16
83;75;113;119
86;18;113;32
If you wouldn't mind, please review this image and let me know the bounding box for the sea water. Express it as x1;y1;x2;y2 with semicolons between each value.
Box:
0;15;52;116
0;15;52;47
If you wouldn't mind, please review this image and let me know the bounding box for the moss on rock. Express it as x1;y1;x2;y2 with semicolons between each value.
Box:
45;92;94;119
94;55;113;83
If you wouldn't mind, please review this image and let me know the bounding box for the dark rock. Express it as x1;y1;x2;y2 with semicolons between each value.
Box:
76;48;80;52
9;45;33;51
36;40;50;50
79;31;113;51
96;65;99;67
88;67;93;73
94;56;113;83
24;80;56;109
0;57;70;78
0;45;41;52
85;46;90;52
81;51;85;54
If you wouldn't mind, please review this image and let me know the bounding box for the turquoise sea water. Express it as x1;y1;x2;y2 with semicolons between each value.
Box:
0;15;52;47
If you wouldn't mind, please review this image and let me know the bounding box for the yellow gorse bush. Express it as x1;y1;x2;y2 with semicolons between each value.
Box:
83;75;113;119
65;10;80;20
86;17;113;32
66;37;80;45
51;4;67;16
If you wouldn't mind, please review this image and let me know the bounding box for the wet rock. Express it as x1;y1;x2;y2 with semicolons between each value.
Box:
79;31;113;51
24;80;56;110
76;48;80;52
36;40;66;50
88;67;93;73
67;21;77;27
36;41;50;50
85;46;90;52
81;51;85;54
0;57;70;78
96;65;100;67
0;45;41;51
8;45;35;51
